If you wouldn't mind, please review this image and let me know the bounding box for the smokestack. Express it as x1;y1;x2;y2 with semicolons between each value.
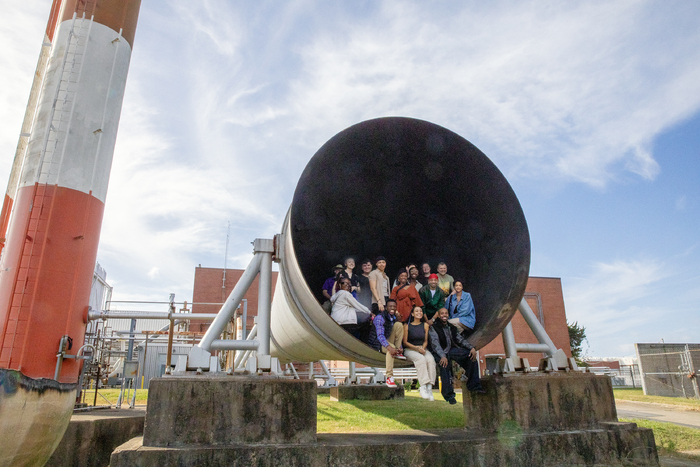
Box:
0;2;142;465
0;0;142;383
0;0;63;257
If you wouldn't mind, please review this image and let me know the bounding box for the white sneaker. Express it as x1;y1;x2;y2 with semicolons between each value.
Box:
419;385;430;400
426;383;435;401
385;376;397;388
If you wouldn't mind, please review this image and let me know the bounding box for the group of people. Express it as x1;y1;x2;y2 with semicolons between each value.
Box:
321;257;484;404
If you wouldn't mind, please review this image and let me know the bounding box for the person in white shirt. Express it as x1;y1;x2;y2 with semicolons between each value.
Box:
331;278;372;341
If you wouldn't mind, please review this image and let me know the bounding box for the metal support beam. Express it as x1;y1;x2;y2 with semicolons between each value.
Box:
501;322;517;358
198;253;263;351
88;311;218;321
516;343;552;353
233;325;258;369
518;298;557;357
254;238;274;357
496;298;572;374
209;339;260;351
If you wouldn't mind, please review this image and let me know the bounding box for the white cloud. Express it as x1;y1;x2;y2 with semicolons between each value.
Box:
0;0;50;183
3;0;700;310
564;259;666;350
563;257;700;356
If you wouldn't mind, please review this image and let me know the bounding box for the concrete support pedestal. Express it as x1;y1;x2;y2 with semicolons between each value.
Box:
464;372;617;432
330;385;404;401
141;376;316;447
111;373;659;466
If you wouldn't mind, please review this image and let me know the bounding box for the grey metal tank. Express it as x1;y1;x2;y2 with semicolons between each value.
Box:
270;117;530;366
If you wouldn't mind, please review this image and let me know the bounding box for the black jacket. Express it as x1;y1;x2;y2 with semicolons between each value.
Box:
428;320;473;359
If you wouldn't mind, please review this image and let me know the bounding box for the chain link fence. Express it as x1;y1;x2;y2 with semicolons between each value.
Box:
636;343;700;399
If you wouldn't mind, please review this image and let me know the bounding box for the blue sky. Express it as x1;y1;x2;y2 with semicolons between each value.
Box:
1;1;698;357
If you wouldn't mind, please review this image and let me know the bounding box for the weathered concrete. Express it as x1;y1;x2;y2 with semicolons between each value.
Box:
46;408;145;467
143;376;317;447
111;372;658;466
111;423;658;466
464;372;617;433
330;385;404;401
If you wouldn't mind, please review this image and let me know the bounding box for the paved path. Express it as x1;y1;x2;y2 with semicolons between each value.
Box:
616;400;700;429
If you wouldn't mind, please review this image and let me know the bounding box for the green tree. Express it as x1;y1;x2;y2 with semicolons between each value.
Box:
568;321;588;366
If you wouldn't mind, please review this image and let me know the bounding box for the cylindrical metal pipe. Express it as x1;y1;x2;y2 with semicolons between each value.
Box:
199;253;263;351
256;248;273;356
518;298;557;357
270;117;530;365
0;4;141;461
515;343;552;354
87;311;218;321
501;322;518;359
233;325;257;369
209;340;260;351
0;0;143;384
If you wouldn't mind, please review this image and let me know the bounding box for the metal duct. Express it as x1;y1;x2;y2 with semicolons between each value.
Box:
270;117;530;366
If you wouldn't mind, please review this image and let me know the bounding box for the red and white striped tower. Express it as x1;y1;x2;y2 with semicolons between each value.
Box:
0;0;63;258
0;1;141;464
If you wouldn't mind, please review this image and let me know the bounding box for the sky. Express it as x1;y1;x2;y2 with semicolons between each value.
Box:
1;1;699;358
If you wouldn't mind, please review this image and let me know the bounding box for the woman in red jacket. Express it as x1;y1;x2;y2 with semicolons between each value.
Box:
390;269;423;322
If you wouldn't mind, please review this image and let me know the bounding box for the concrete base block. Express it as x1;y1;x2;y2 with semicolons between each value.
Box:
330;385;404;401
46;409;145;467
111;423;658;466
143;376;316;446
464;372;617;433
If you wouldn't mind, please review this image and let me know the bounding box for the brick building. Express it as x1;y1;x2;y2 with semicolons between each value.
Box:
191;267;572;372
477;277;572;371
190;266;279;333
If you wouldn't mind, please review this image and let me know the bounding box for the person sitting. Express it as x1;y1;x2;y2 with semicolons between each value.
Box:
369;256;391;316
367;299;406;388
436;262;454;296
419;273;445;325
390;269;424;322
330;278;372;341
429;308;484;404
445;279;475;336
402;306;437;401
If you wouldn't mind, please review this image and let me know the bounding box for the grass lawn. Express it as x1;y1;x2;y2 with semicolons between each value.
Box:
317;391;464;433
80;389;149;406
77;386;700;462
614;388;700;411
621;418;700;461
